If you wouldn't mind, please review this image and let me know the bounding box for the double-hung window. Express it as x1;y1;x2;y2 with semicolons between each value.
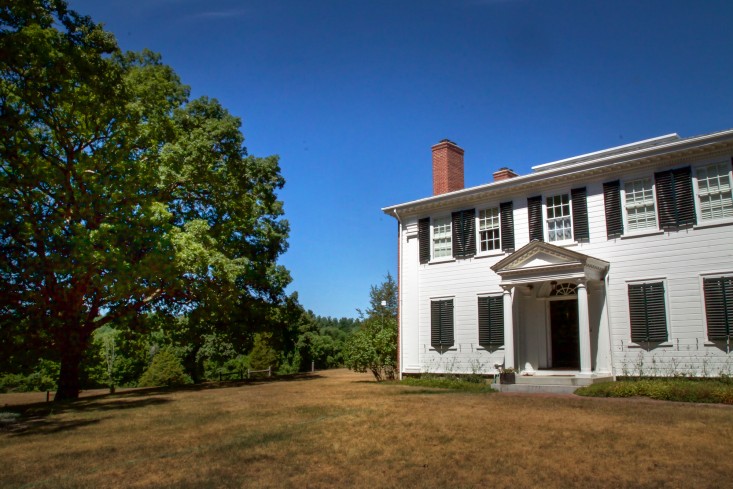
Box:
478;208;500;252
624;178;657;231
432;217;452;259
697;162;733;222
546;194;572;242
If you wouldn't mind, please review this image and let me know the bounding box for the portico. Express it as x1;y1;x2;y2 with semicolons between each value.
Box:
491;241;610;377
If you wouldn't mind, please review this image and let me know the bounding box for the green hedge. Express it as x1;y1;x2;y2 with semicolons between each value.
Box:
575;378;733;404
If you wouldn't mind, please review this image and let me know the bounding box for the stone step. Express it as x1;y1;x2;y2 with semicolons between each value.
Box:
514;375;613;387
493;383;580;394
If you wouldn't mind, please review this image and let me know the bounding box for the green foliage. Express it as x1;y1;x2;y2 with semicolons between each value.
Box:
0;1;290;399
0;359;58;392
248;333;279;371
343;316;397;382
575;378;733;404
138;349;192;387
400;376;495;393
344;274;398;381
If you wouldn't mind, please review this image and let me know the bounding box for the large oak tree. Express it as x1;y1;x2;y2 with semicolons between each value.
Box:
0;1;290;399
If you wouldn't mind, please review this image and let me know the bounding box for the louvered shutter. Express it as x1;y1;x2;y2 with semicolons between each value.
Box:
418;218;430;264
704;277;733;340
672;167;696;226
603;180;624;238
655;166;695;229
628;282;668;343
527;196;544;242
431;299;454;348
655;170;676;230
452;209;476;258
571;187;589;242
478;296;504;347
500;201;515;251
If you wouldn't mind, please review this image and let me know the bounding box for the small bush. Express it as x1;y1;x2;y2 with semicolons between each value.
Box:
138;349;192;387
400;375;495;393
576;378;733;404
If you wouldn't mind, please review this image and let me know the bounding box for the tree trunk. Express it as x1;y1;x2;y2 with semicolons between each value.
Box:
55;349;83;400
54;330;89;401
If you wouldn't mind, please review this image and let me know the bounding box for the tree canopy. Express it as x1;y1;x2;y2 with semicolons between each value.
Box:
0;0;290;399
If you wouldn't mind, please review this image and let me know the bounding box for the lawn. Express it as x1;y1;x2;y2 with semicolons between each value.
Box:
2;369;733;489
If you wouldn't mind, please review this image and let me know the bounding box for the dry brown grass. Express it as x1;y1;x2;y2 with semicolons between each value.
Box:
2;369;733;489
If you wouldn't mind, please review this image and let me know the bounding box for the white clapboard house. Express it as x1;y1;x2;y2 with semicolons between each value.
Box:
382;130;733;388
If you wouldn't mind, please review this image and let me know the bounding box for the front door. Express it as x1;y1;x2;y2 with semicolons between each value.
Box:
549;299;580;369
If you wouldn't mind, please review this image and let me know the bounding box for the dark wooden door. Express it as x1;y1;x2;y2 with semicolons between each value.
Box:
550;299;580;369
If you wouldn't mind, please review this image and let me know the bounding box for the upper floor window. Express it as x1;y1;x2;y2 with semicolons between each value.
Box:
546;194;572;242
697;162;733;221
432;216;452;258
624;178;657;231
478;208;500;252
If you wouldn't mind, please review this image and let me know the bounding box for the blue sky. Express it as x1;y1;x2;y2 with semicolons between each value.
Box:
67;0;733;318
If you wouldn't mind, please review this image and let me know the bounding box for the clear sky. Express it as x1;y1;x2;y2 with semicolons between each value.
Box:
66;0;733;319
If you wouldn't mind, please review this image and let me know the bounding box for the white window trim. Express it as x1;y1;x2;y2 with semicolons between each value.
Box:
620;177;659;236
543;192;574;245
692;160;733;227
625;277;672;346
698;270;733;343
475;206;502;257
429;215;453;263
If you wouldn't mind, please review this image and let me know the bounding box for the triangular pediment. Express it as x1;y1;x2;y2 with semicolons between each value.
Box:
491;240;608;275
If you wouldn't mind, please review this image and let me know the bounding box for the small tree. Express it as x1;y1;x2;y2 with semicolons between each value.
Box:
249;332;279;372
138;349;192;387
345;273;398;381
343;317;397;381
92;326;119;393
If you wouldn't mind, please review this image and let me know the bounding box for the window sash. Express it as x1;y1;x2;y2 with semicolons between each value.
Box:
478;208;500;252
698;162;733;221
624;178;657;231
546;194;572;242
432;217;452;258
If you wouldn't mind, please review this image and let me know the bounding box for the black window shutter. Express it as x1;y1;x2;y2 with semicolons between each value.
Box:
704;277;733;340
527;196;544;242
628;282;668;343
451;209;476;259
418;218;430;264
431;299;454;348
654;170;676;230
655;166;695;230
571;187;589;242
478;296;504;347
672;166;696;227
603;180;624;238
500;201;515;252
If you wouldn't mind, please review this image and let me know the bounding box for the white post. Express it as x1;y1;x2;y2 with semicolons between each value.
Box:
502;287;514;370
577;281;592;375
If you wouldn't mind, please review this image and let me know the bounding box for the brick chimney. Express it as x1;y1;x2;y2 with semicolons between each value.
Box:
493;167;518;182
432;139;464;195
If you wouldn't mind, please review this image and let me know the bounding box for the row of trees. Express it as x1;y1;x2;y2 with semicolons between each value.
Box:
0;0;398;397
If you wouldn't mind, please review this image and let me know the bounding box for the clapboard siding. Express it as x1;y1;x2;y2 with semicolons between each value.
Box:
398;149;733;376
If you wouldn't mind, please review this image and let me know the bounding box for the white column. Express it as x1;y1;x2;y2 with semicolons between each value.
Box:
577;281;592;375
502;287;514;370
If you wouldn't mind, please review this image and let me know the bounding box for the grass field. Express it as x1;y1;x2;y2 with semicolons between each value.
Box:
3;369;733;489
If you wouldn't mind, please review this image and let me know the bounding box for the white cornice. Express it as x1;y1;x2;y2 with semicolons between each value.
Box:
382;129;733;217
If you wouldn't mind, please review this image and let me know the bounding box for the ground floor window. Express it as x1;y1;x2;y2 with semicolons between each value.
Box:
431;299;454;348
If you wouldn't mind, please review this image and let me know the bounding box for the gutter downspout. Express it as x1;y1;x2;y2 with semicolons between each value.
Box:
393;209;402;380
